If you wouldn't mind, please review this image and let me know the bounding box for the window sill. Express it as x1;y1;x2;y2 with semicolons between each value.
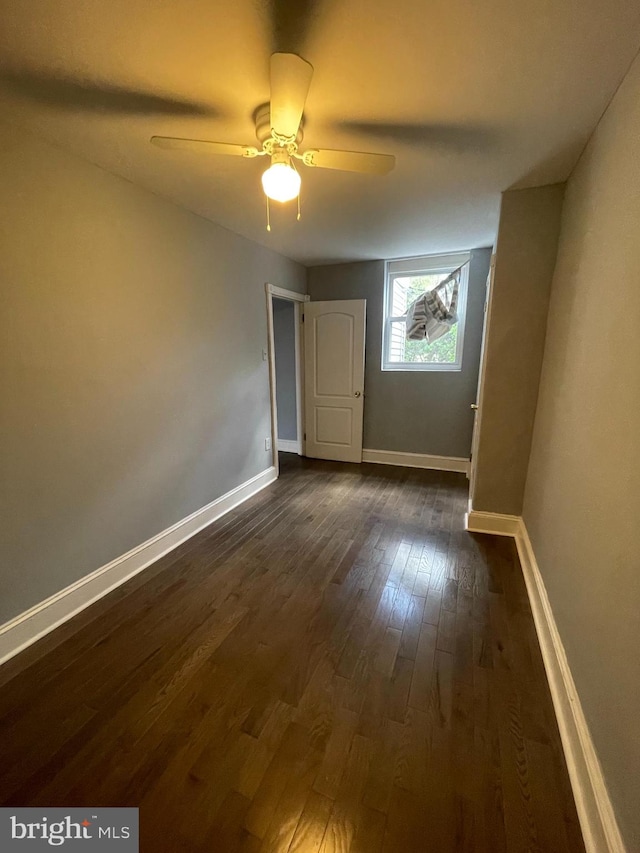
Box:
382;363;462;373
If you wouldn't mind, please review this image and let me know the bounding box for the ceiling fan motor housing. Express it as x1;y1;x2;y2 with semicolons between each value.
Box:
149;52;395;224
254;103;304;147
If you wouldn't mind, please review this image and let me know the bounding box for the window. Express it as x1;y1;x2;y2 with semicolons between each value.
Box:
382;252;470;371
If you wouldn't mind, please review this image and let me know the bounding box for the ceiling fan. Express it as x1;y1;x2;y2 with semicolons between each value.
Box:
150;53;396;228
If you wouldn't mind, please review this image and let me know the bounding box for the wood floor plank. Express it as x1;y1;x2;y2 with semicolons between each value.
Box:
287;789;334;853
0;454;585;853
318;734;373;853
349;804;386;853
397;594;425;661
473;726;508;853
407;621;437;712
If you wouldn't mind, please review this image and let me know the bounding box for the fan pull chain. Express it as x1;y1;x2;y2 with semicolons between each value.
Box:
290;157;301;222
266;196;271;232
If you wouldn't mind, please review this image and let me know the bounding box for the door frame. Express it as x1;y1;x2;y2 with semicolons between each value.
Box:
469;253;495;503
265;283;310;475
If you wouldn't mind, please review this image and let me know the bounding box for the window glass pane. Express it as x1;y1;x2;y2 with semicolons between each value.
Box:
391;277;409;317
383;256;467;371
388;320;458;364
388;318;406;363
391;272;451;317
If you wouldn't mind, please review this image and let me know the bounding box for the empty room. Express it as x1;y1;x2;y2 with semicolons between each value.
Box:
1;1;639;851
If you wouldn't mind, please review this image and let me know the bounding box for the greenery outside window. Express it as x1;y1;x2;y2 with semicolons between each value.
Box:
382;252;470;371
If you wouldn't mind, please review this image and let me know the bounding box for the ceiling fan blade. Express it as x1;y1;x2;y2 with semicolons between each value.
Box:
270;52;313;139
150;137;259;158
302;148;396;175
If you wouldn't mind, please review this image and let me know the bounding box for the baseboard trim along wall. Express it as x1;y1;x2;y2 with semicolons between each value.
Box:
515;522;626;853
465;508;520;536
277;439;301;454
362;448;470;474
0;466;278;668
465;509;625;853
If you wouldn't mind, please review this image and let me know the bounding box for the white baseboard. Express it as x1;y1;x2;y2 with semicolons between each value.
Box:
277;439;301;454
362;448;469;474
0;466;277;668
468;507;626;851
465;508;520;536
515;521;625;853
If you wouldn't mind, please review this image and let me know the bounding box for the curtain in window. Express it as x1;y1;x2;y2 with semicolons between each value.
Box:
405;266;463;342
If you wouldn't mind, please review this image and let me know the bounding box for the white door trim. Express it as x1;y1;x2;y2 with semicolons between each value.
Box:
267;283;309;303
469;253;495;496
265;283;309;472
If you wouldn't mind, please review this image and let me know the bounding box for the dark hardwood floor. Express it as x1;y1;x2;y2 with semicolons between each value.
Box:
0;454;585;852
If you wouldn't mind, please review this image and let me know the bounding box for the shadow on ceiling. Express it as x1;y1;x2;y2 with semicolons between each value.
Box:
507;137;585;190
334;120;500;153
0;68;222;117
264;0;325;54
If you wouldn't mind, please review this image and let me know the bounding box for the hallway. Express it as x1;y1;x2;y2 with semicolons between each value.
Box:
0;455;584;851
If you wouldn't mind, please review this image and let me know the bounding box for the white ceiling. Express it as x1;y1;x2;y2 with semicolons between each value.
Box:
1;0;639;265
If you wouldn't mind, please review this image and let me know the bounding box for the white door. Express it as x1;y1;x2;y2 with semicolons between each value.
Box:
303;300;366;463
469;255;495;500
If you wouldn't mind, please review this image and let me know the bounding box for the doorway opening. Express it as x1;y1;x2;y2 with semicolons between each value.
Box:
265;283;308;474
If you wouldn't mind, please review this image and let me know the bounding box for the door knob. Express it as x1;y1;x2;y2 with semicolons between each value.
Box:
470;403;478;410
354;391;361;397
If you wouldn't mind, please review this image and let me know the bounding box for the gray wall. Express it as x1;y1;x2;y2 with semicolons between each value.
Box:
0;119;306;625
523;52;640;850
472;184;565;515
272;298;297;442
307;249;491;459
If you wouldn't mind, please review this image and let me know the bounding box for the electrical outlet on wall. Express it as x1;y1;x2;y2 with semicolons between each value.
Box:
265;437;272;451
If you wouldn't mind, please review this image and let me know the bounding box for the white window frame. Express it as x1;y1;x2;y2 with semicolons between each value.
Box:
382;252;471;372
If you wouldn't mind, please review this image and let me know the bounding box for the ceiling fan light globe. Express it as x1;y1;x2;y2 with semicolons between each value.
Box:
261;162;301;202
